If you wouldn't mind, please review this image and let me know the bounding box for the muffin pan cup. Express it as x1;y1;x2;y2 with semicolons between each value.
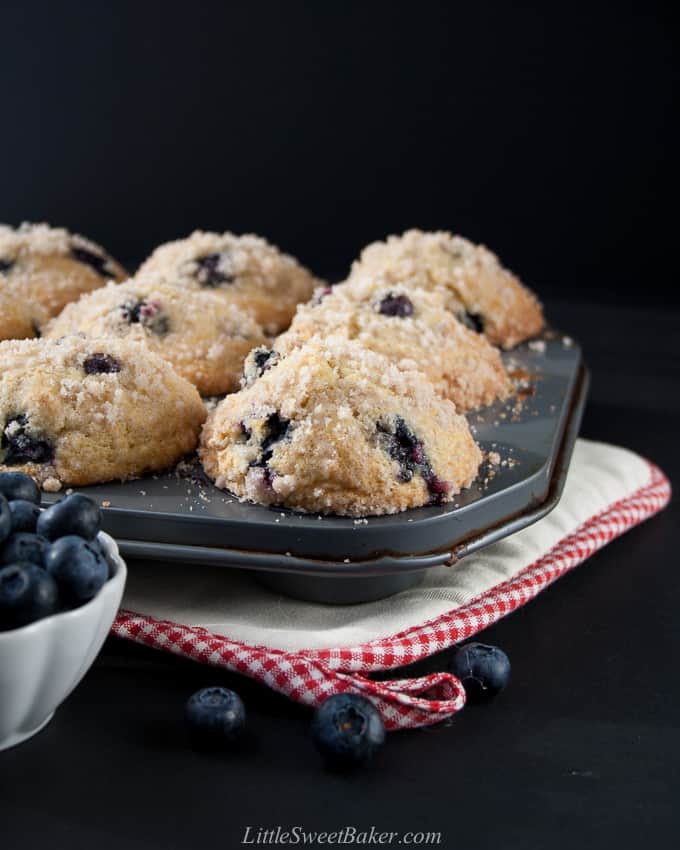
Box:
42;335;587;604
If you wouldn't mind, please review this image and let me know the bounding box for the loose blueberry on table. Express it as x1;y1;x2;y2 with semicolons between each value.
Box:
0;473;113;632
448;642;511;703
311;693;386;769
185;686;246;747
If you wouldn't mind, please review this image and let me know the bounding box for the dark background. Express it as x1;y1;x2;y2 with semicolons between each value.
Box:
1;1;677;301
1;4;678;849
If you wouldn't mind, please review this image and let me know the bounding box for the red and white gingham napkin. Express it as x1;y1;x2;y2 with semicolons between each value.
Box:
112;440;670;730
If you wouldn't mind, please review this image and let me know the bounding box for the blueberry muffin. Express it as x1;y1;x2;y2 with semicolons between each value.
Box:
349;229;544;349
45;277;268;396
136;230;320;335
256;275;511;411
0;223;127;330
0;290;35;341
200;337;481;516
0;336;206;490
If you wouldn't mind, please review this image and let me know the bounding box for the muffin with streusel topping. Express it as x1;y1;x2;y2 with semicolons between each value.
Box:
253;274;511;411
136;230;320;335
201;337;481;516
349;229;543;349
0;222;126;331
0;335;206;490
46;277;268;396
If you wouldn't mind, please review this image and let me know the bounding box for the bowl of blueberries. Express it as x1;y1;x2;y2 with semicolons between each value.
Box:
0;472;127;752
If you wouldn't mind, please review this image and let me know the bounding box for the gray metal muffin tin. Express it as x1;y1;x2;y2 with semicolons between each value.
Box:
42;334;588;604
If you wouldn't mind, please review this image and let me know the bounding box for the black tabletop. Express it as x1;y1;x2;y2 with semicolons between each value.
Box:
1;301;677;850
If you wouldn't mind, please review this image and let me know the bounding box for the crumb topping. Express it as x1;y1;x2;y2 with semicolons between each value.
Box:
200;337;481;516
271;274;511;411
348;229;544;349
0;221;118;264
0;334;206;487
45;275;268;396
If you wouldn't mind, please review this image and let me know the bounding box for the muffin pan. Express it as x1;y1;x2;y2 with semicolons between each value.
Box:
42;334;588;603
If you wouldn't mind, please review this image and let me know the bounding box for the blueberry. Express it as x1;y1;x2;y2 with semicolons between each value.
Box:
242;348;280;387
448;642;511;703
378;293;414;318
423;472;450;505
8;500;40;534
377;417;424;483
311;693;385;769
261;413;290;460
0;472;41;504
253;348;277;375
0;562;60;630
44;535;108;605
249;412;290;471
83;353;121;375
377;417;450;503
185;687;246;746
120;299;144;323
0;533;49;568
458;311;485;334
88;536;116;579
70;246;110;278
194;253;233;288
37;493;101;541
0;494;10;544
1;415;54;465
0;258;14;274
120;299;169;335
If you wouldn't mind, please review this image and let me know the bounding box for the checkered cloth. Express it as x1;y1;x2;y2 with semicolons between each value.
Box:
112;440;670;730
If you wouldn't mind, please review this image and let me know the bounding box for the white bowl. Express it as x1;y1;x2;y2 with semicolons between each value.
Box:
0;532;127;751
